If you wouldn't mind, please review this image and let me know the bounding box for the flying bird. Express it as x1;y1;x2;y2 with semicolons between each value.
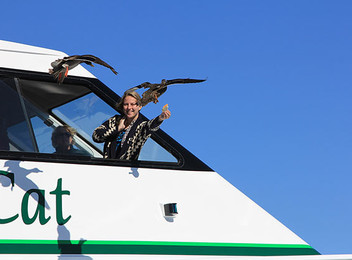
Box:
49;54;118;83
126;78;206;106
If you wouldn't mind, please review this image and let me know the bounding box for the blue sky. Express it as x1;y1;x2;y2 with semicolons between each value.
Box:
2;0;352;255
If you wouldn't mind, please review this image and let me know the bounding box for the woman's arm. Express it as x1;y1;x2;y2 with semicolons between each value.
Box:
146;109;171;133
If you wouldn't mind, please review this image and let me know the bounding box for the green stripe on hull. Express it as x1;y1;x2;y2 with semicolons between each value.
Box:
0;240;320;256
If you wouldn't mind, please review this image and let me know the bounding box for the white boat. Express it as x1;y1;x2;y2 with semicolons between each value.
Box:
0;40;350;259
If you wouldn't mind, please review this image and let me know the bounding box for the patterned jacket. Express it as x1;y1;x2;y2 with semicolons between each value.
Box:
92;114;162;160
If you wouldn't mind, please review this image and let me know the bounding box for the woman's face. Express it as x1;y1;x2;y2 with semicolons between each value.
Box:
122;95;141;120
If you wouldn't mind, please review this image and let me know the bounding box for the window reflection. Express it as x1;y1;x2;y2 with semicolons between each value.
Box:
0;78;35;152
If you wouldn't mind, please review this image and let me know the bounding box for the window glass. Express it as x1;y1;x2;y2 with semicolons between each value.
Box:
17;80;97;157
0;78;35;152
30;115;55;153
139;138;177;162
15;78;177;163
52;93;177;162
52;93;116;152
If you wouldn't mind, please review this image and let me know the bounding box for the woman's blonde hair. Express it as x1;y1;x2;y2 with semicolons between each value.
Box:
116;90;142;112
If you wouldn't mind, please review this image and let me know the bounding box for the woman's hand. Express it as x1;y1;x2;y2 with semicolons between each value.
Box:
159;110;171;121
118;117;126;131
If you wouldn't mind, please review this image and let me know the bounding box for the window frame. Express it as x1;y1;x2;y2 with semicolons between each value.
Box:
0;68;212;172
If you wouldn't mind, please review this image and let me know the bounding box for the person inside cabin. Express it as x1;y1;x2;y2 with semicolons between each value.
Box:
92;90;171;160
51;125;89;156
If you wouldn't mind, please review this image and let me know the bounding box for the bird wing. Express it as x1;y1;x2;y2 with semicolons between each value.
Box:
165;78;206;86
72;55;118;75
125;82;156;93
128;78;205;91
124;78;206;106
49;54;118;84
62;55;81;61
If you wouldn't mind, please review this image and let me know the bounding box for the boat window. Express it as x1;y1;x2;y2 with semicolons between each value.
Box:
0;78;36;152
52;92;178;162
15;78;177;163
52;92;115;153
139;138;177;162
16;79;94;156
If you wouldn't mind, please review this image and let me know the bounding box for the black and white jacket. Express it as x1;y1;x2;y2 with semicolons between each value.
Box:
92;115;163;160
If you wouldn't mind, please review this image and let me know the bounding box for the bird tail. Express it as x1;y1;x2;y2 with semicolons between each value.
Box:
49;69;65;84
58;72;65;84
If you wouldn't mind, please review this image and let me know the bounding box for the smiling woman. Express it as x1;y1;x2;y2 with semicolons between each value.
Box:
92;90;171;160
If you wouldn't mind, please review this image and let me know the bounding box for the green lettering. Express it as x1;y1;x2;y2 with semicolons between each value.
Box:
0;171;18;224
50;178;71;225
0;213;19;224
21;189;51;225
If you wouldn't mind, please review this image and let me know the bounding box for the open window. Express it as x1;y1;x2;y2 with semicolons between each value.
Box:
0;76;178;164
50;90;177;163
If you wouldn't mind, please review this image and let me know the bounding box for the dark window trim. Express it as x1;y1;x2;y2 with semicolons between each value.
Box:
0;68;213;172
14;78;39;152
